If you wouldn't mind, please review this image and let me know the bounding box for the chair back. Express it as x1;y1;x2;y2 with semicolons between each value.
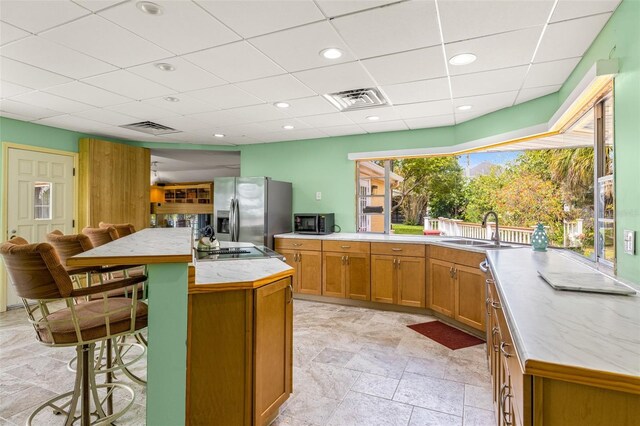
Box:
0;237;74;300
82;226;118;247
46;230;94;266
99;222;136;238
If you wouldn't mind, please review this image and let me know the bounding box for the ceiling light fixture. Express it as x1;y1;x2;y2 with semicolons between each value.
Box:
155;62;175;72
164;96;180;102
137;1;163;15
366;116;380;121
449;53;477;66
214;133;225;138
457;105;472;111
320;48;343;59
274;102;290;108
283;125;294;130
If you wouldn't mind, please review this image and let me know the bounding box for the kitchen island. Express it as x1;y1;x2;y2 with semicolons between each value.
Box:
68;228;294;426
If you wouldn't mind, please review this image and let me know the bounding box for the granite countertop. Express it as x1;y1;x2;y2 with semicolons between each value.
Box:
68;227;193;266
486;248;640;390
194;258;293;287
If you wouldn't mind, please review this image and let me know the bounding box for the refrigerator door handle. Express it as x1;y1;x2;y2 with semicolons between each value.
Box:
229;199;236;242
233;198;240;241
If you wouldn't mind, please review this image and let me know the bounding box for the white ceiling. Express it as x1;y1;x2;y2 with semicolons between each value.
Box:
0;0;620;146
151;148;240;182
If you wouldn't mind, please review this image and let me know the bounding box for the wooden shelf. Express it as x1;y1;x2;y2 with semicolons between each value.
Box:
150;182;213;215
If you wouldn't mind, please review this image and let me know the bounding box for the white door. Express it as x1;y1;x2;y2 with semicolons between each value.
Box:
4;148;75;306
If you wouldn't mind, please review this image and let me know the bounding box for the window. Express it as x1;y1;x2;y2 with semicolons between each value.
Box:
356;160;391;233
595;95;615;265
34;182;52;220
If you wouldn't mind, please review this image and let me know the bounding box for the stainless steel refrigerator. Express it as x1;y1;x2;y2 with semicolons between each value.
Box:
213;177;292;248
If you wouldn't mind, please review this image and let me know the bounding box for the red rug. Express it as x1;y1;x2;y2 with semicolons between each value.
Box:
407;321;484;350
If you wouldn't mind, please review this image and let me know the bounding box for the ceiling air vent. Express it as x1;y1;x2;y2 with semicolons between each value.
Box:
120;121;182;136
323;88;389;112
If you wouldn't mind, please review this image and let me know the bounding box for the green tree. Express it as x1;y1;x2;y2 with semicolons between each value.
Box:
463;168;504;223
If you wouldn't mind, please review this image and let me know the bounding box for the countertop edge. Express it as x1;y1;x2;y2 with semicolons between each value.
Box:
189;268;294;293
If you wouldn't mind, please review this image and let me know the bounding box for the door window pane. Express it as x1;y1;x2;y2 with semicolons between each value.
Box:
34;182;52;220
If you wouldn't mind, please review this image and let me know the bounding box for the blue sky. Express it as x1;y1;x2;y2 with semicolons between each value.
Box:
457;151;523;169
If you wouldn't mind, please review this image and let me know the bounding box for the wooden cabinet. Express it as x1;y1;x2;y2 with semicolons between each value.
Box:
275;239;322;295
371;253;425;307
187;277;293;426
151;182;213;215
428;247;486;331
322;242;370;300
78;138;150;231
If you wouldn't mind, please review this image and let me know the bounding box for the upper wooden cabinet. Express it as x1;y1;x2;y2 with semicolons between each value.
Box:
78;138;150;232
151;182;213;215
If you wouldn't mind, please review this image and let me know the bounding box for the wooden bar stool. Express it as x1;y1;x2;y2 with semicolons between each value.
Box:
0;237;148;425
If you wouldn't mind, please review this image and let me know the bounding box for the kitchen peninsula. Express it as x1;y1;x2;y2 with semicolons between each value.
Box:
67;228;294;426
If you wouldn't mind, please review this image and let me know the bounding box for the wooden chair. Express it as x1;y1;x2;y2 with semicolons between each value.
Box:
0;237;148;425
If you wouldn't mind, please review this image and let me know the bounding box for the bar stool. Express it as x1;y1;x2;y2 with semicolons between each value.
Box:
0;237;148;425
82;227;145;279
99;222;136;238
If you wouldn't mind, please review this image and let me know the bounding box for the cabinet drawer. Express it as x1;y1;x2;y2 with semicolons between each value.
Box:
323;241;370;254
275;238;322;251
429;245;485;268
371;242;425;257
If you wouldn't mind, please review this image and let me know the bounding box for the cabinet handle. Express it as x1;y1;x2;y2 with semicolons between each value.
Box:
479;260;488;272
491;327;500;352
449;266;454;278
393;258;397;268
491;301;501;310
298;253;302;262
346;255;350;265
500;342;512;358
293;243;302;247
341;255;345;265
453;268;457;279
340;245;351;249
391;248;402;252
293;253;298;262
397;259;401;269
287;284;293;304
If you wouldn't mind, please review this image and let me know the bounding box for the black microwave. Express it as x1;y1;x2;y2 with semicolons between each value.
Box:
294;213;334;235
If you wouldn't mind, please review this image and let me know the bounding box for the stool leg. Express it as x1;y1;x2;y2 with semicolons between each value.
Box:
80;344;90;426
106;339;113;415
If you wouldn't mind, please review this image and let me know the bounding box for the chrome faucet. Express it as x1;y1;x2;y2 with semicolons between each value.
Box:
482;211;500;246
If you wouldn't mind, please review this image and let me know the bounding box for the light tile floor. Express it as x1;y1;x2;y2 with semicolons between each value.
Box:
0;300;495;425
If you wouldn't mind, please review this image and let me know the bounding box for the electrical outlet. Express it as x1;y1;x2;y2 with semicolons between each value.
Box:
316;192;322;200
624;230;636;254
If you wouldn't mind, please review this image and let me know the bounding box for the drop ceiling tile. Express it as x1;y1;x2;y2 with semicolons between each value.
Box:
0;1;90;33
393;100;454;119
256;118;312;133
534;13;611;63
0;21;30;46
315;0;396;18
0;111;34;121
550;0;620;23
450;65;528;98
11;91;92;113
293;62;375;94
127;58;226;92
197;0;324;38
332;1;440;58
404;114;456;129
360;120;408;133
41;14;172;68
0;99;64;120
455;110;492;124
249;21;354;73
35;114;113;132
1;36;117;79
99;1;240;55
446;27;542;76
281;96;337;117
343;106;398;124
523;57;580;88
258;128;327;143
322;124;366;137
0;81;33;99
187;85;263;110
83;70;176;101
1;57;72;89
452;91;518;114
142;94;217;116
105;101;177;120
226;103;288;124
298;113;354;128
209;123;270;138
72;0;127;12
73;108;138;126
150;115;212;132
44;81;131;107
188;109;252;127
361;46;446;86
184;41;285;83
381;78;450;105
235;74;316;103
515;85;561;105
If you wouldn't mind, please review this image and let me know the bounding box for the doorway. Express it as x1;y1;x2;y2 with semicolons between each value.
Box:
1;143;77;310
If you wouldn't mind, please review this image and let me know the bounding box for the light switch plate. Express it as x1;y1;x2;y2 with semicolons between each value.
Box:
316;192;322;200
623;230;635;254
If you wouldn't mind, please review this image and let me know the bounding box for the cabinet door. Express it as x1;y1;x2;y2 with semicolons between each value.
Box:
371;255;396;304
428;258;455;317
278;249;299;292
254;278;293;425
397;256;425;308
345;253;370;301
298;250;322;295
455;264;486;331
322;252;346;298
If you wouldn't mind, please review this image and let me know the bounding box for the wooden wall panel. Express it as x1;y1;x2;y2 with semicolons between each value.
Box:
78;138;150;231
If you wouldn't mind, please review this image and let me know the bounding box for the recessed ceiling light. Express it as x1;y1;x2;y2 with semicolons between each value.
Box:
366;115;380;121
136;1;163;15
320;48;343;59
449;53;477;66
457;105;472;111
155;62;175;72
164;96;180;102
283;125;294;130
274;102;290;108
214;133;225;138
